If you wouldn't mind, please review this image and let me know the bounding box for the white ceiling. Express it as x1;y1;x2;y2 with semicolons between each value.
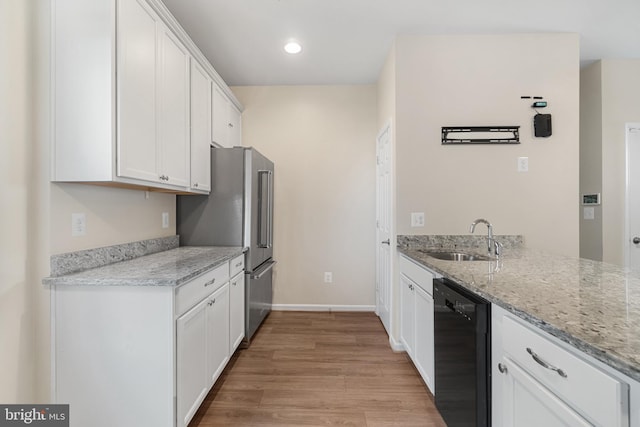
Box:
162;0;640;86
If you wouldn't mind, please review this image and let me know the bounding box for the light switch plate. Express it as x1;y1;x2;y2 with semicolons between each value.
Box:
517;157;529;172
71;213;86;237
583;207;595;220
411;212;425;227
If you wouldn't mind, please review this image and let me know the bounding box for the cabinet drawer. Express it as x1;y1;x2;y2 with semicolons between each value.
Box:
229;254;244;278
502;315;628;426
399;255;434;295
176;263;229;316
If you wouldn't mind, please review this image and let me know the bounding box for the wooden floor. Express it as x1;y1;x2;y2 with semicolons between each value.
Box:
189;311;447;426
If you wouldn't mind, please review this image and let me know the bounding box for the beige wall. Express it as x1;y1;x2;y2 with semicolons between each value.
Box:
579;62;604;261
1;0;37;402
394;34;580;257
600;60;640;265
0;0;178;403
232;85;377;307
50;184;176;254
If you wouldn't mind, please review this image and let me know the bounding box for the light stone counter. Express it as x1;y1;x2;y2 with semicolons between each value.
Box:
43;245;244;287
398;235;640;382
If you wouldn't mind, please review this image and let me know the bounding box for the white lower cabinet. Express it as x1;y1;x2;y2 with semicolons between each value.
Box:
229;272;245;352
492;304;630;427
500;356;592;427
177;297;209;427
176;282;229;427
52;257;244;427
206;284;230;385
398;254;436;393
399;273;416;357
413;283;435;392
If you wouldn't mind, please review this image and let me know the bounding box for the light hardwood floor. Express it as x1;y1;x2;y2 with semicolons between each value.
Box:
189;311;447;426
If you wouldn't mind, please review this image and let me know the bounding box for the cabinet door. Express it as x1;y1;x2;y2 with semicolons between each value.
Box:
158;25;190;187
206;283;230;385
211;84;230;147
229;273;245;352
117;0;159;182
400;274;415;357
176;298;209;427
414;284;435;394
500;357;592;427
190;59;212;192
228;104;242;147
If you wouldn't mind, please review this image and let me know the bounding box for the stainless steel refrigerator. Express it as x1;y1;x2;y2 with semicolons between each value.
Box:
177;147;275;343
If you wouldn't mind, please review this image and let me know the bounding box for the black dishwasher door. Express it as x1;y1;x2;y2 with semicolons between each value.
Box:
433;278;490;427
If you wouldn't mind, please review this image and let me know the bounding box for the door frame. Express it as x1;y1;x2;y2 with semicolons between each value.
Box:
624;123;640;268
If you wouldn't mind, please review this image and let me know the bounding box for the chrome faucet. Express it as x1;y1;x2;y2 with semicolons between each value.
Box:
470;218;501;257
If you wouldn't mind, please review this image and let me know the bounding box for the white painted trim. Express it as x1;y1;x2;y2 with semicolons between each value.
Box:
271;304;376;312
388;335;405;352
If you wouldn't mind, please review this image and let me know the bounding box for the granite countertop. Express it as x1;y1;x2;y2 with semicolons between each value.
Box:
43;246;244;287
398;236;640;383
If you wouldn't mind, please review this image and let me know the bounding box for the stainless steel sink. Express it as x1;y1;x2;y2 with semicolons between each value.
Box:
418;250;494;261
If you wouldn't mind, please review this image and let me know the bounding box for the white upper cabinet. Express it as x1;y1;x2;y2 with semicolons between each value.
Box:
212;83;242;148
189;59;212;193
117;0;161;183
157;25;190;187
229;103;242;147
117;0;190;188
51;0;240;193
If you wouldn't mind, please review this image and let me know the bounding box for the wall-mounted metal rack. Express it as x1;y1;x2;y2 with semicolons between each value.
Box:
441;126;520;145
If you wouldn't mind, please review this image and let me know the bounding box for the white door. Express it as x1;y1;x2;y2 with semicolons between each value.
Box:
625;123;640;269
376;122;393;334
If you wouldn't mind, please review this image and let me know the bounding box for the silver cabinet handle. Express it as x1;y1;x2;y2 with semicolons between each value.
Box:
204;278;216;287
193;183;199;188
634;237;640;244
498;363;508;374
235;262;243;268
381;239;390;245
208;299;215;306
526;348;567;378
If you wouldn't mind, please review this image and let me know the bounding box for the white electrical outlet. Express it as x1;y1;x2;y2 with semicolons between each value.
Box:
71;213;86;237
324;272;333;283
411;212;425;227
162;212;169;229
517;157;529;172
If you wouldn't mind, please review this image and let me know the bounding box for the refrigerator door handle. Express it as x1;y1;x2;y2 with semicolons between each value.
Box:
258;170;270;248
267;170;274;248
251;260;277;279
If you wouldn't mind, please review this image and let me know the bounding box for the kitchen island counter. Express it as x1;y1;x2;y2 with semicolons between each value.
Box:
398;237;640;382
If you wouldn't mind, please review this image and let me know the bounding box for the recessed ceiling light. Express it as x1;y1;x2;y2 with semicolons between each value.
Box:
284;41;302;54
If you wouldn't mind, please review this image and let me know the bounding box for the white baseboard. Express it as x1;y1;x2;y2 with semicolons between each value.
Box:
389;335;405;352
271;304;376;312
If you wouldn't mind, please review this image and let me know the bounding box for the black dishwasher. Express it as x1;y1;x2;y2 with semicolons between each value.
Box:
433;278;490;427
